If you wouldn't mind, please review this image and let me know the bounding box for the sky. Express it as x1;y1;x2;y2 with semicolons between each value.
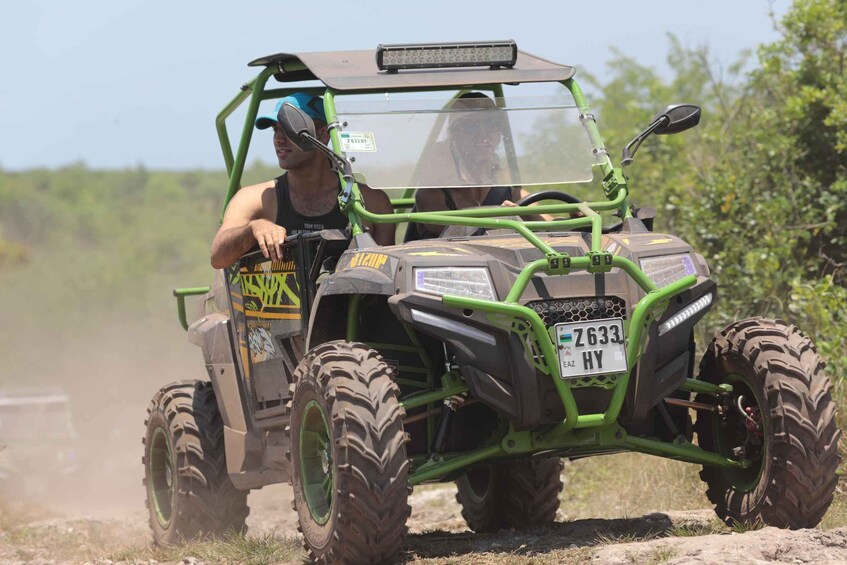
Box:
1;0;789;171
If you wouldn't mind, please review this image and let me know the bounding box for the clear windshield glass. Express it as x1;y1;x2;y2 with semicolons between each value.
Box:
334;94;601;191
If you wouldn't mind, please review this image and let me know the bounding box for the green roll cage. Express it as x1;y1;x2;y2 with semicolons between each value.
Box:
175;58;744;484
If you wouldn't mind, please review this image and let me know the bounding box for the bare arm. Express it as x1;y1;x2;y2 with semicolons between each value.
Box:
502;187;554;221
210;182;283;269
360;184;397;246
412;188;449;238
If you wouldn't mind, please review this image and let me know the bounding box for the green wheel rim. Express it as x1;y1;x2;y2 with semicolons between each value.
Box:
300;400;334;525
713;373;767;492
148;426;174;527
464;466;493;503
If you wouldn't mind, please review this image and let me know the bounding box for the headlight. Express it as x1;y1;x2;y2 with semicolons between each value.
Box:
639;253;697;288
414;267;496;300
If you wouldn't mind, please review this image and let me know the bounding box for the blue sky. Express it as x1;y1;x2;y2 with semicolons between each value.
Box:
1;0;789;170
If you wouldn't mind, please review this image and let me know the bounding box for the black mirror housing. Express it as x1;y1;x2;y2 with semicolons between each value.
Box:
653;104;701;135
621;103;702;166
277;103;317;151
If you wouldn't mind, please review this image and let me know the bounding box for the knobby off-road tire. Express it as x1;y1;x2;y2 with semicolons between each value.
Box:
288;341;411;564
455;458;564;533
694;318;841;529
143;380;249;545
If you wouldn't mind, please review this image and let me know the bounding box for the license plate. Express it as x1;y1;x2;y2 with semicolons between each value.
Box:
555;318;627;378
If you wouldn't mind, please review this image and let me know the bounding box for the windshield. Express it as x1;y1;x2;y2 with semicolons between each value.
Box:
333;93;601;191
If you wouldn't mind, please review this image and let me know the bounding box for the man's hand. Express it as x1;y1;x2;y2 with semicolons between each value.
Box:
250;219;287;262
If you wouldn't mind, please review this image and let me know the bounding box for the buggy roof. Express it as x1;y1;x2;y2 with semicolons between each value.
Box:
248;49;575;92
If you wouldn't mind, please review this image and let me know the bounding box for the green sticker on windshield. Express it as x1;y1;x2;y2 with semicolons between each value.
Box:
340;131;376;152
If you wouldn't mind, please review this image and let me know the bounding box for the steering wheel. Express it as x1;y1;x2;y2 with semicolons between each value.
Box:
515;190;624;233
513;189;582;206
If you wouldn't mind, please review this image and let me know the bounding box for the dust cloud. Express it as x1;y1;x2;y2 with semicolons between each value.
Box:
0;316;199;520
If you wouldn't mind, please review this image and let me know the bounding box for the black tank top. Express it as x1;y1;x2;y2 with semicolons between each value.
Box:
274;173;349;233
404;186;515;242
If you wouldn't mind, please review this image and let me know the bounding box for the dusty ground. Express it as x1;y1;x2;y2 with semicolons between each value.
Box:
1;479;846;564
1;327;844;563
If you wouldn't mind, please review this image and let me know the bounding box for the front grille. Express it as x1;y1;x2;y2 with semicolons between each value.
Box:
527;296;627;326
526;296;627;389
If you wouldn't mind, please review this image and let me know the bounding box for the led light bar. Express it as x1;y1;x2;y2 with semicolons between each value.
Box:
658;293;713;336
376;40;517;72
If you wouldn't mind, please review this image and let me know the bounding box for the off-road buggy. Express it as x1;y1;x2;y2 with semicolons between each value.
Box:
144;41;841;562
0;387;79;499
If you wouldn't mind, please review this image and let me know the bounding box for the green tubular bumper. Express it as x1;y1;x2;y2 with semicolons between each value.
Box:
409;423;746;486
442;272;697;432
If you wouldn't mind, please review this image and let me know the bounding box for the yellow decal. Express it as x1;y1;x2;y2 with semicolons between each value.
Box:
240;345;250;381
349;252;389;270
238;260;301;320
646;238;674;245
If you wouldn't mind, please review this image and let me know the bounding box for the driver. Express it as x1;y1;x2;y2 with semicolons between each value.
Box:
210;92;394;269
405;92;547;241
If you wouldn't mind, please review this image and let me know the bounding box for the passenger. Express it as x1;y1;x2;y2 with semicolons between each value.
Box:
406;92;547;241
210;92;394;269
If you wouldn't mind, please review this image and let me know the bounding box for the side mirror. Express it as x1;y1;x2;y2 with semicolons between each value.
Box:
653;104;701;135
277;103;317;151
622;103;701;166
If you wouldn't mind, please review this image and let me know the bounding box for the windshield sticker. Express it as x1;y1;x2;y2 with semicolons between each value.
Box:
340;131;377;152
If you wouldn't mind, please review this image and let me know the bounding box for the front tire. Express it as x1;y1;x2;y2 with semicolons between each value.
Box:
694;318;841;529
455;458;564;532
143;381;249;545
289;341;410;564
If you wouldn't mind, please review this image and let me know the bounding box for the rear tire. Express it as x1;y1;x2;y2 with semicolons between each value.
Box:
289;341;411;564
694;318;841;529
143;381;249;545
456;458;564;532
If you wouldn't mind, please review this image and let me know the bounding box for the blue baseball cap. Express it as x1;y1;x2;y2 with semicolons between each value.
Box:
255;92;326;129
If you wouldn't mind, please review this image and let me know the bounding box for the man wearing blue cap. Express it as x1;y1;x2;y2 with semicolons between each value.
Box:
210;93;394;268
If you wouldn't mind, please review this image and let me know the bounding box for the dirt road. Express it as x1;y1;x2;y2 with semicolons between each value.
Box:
1;331;843;563
2;481;846;564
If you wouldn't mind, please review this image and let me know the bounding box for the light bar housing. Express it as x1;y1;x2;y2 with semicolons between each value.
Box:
639;253;697;289
658;293;714;336
414;267;496;301
376;40;518;72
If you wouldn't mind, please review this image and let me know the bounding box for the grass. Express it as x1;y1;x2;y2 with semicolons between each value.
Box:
109;531;304;565
559;452;711;520
594;529;659;545
821;485;847;529
558;448;847;529
667;519;726;537
730;518;765;533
